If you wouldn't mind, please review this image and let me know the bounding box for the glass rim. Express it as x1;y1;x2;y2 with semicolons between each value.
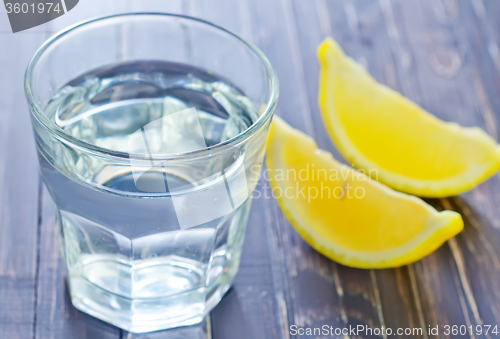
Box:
24;12;279;161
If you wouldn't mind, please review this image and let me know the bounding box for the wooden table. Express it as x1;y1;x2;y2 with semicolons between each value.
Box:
1;0;500;338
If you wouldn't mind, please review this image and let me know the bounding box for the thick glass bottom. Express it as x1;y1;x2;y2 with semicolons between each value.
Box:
67;256;236;333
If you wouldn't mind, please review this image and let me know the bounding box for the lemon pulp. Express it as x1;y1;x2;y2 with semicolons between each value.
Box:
267;116;463;268
318;38;500;197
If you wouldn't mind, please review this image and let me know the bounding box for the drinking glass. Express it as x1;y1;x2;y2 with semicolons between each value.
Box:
25;13;278;333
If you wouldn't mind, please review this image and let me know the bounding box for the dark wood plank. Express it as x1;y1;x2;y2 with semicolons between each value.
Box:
276;1;500;338
448;197;500;331
111;2;215;338
186;1;289;338
33;2;283;339
258;1;432;337
33;4;125;338
386;1;500;336
4;1;500;338
245;0;355;333
439;0;500;330
290;1;429;336
0;17;45;337
33;2;189;339
210;183;287;339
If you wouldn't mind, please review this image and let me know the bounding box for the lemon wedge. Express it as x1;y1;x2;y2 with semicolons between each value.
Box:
318;38;500;198
266;116;463;268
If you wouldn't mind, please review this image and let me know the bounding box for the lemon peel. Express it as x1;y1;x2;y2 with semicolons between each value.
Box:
318;38;500;197
266;116;463;268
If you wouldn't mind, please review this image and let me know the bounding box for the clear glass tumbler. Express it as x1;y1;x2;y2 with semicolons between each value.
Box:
25;13;278;333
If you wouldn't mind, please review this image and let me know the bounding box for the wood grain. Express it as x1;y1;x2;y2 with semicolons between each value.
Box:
1;1;500;338
284;0;426;337
384;1;500;337
32;3;125;338
29;1;286;338
0;16;45;337
188;2;289;338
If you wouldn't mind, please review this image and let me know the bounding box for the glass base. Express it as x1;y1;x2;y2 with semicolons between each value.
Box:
68;271;234;333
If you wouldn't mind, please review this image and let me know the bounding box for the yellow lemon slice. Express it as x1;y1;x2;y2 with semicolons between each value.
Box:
266;116;463;268
318;38;500;198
